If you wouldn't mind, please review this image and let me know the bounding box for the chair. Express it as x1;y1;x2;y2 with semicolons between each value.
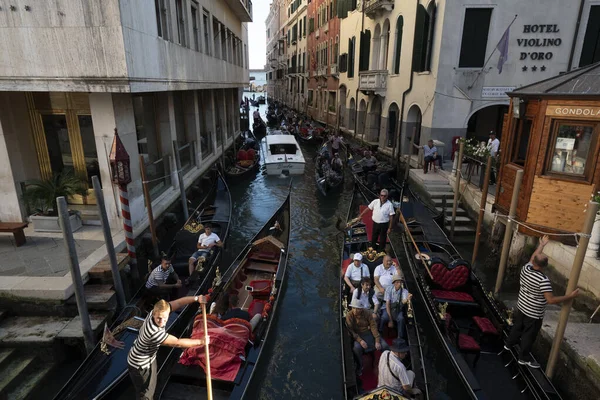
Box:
450;136;462;161
446;313;481;368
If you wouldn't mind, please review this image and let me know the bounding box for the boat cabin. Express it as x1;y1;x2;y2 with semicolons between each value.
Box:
496;62;600;237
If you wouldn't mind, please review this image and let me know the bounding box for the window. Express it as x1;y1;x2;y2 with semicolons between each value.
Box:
309;18;314;34
175;0;186;46
133;95;160;162
213;18;220;59
198;90;214;157
511;119;532;166
173;92;188;145
334;36;339;65
308;90;313;106
359;30;371;72
221;28;227;61
329;91;336;112
203;11;211;56
348;36;356;78
546;121;597;180
413;3;436;72
191;1;200;51
393;16;403;74
580;6;600;67
304;16;307;36
459;8;493;68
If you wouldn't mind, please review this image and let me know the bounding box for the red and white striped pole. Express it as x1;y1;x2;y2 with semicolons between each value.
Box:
118;184;136;266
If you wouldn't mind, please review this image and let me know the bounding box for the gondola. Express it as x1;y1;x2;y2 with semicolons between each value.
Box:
339;188;428;399
296;126;325;144
53;169;232;400
266;111;279;126
315;143;344;195
225;132;260;180
346;143;402;203
157;186;292;400
399;187;562;400
252;118;267;138
256;95;266;105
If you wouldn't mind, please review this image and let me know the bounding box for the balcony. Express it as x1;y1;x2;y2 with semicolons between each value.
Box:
225;0;253;22
317;66;327;77
330;64;338;76
358;70;388;96
364;0;394;19
322;21;329;34
315;29;320;38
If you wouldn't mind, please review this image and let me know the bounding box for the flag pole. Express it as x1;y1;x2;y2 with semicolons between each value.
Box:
467;14;518;89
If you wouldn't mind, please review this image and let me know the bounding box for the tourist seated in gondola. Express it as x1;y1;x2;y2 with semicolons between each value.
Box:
344;253;371;302
331;153;343;173
145;255;182;299
210;293;230;319
346;297;390;376
222;294;250;321
379;274;412;341
373;255;400;301
188;223;223;276
330;131;343;155
361;151;378;174
352;277;380;316
377;339;421;398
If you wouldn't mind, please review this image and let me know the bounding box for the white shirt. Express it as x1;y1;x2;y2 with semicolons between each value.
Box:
331;136;342;149
352;288;380;309
198;232;221;247
378;351;412;390
368;199;396;224
487;138;500;157
384;285;409;304
345;262;370;281
374;264;399;290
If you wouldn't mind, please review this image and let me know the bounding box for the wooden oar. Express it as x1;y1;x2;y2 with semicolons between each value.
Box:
201;302;213;400
399;212;434;280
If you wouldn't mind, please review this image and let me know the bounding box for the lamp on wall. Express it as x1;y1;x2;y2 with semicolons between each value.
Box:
513;98;527;119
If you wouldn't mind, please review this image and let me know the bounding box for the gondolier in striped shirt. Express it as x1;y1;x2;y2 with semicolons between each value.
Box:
505;235;579;368
128;296;209;400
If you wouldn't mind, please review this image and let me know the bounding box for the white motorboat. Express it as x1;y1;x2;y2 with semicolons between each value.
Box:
261;134;305;176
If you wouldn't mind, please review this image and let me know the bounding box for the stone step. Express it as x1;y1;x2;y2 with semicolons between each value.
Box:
0;317;71;347
444;216;473;226
432;197;456;206
0;348;15;369
423;184;453;193
0;354;35;396
429;191;455;199
88;253;130;282
56;313;109;343
444;225;476;237
436;207;468;217
0;310;6;323
66;284;116;311
4;359;53;400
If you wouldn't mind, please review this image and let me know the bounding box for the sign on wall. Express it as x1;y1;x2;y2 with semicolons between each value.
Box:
517;24;562;72
546;106;600;117
481;86;516;98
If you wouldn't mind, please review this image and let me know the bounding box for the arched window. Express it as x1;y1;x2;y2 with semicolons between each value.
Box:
393;16;403;74
372;24;381;70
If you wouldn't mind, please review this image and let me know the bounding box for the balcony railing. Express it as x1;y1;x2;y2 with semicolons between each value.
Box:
225;0;253;22
144;156;171;201
364;0;394;18
177;141;196;175
322;20;329;34
359;70;388;95
330;64;338;76
317;66;327;77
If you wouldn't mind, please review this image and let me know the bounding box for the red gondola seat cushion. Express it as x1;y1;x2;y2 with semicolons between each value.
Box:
249;280;272;298
458;334;481;351
237;149;248;161
431;290;474;303
473;316;498;335
431;264;469;290
248;299;267;318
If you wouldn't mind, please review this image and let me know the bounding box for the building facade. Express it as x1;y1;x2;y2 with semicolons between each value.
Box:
249;69;268;91
334;0;600;162
266;1;285;101
0;0;251;234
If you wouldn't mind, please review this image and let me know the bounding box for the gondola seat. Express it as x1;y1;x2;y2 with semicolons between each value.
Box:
430;290;476;305
249;280;272;298
430;263;477;306
446;313;481;368
248;299;267;318
472;316;499;336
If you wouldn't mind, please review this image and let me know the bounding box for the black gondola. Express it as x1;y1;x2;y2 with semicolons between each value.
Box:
53;170;232;400
225;132;260;180
340;188;428;399
315;143;344;195
252;119;267;138
399;187;562;400
157;187;292;400
256;95;266;105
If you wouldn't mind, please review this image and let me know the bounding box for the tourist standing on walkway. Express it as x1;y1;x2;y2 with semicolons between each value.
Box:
358;189;395;252
128;296;208;400
487;131;500;184
505;235;579;368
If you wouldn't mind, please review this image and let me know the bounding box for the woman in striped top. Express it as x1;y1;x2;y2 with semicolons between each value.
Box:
127;296;208;400
505;235;579;368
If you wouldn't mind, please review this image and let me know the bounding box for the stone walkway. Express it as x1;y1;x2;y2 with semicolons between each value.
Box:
0;225;112;277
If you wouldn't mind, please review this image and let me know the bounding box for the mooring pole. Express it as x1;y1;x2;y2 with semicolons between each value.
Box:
450;141;465;240
92;176;126;310
172;141;189;220
546;201;599;377
139;155;159;258
57;196;94;354
494;169;524;294
404;127;417;182
472;156;493;266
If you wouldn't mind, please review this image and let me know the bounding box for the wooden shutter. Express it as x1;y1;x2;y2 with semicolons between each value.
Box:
337;0;348;19
339;53;348;72
580;5;600;67
309;18;314;34
458;8;492;68
359;30;371;72
412;5;426;72
393;16;403;74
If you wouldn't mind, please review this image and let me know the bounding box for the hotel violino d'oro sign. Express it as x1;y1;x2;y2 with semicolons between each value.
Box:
546;106;600;118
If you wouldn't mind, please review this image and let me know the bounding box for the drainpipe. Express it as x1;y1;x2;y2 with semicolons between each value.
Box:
354;0;365;139
394;0;419;175
567;0;585;71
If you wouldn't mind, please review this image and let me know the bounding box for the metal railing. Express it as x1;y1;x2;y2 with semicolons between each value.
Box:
145;156;171;200
177;141;196;175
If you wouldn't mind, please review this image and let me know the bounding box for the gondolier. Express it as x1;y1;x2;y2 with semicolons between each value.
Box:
127;296;209;400
504;235;579;368
357;189;395;252
377;339;421;398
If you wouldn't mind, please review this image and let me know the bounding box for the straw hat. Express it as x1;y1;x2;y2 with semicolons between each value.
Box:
391;274;404;283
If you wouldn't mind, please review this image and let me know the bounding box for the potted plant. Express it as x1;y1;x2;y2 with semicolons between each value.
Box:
23;171;86;232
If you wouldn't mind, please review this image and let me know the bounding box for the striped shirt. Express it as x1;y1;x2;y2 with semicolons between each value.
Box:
127;310;169;369
517;263;553;319
145;265;174;289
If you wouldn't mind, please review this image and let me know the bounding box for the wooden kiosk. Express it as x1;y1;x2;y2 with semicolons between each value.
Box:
496;62;600;237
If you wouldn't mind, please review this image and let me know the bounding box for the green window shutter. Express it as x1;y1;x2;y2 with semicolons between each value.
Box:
309;18;314;34
359;30;371;71
393;16;403;74
412;5;426;72
337;0;348;19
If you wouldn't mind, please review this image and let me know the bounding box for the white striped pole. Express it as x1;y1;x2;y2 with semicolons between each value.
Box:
118;184;136;266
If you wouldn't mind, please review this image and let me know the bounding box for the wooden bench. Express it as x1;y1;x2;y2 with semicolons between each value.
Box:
0;222;28;247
